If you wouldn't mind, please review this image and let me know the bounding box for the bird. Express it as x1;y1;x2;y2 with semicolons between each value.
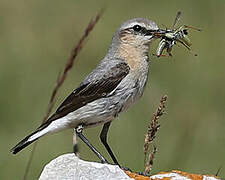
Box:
11;18;165;166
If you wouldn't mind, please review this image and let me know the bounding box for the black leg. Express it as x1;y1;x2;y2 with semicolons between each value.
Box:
75;125;108;164
100;122;120;166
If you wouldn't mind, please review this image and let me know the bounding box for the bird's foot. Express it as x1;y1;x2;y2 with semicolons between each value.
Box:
120;166;132;172
100;159;109;164
136;171;150;176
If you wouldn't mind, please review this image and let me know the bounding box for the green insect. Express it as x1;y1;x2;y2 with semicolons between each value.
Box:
154;11;201;57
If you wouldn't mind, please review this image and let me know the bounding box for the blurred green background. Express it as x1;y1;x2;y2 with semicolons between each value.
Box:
1;0;225;179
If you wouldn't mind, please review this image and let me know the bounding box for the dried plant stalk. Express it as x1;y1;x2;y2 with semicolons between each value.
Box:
144;146;157;174
144;95;168;174
23;10;103;180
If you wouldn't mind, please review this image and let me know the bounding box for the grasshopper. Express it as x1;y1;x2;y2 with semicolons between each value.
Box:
154;11;201;57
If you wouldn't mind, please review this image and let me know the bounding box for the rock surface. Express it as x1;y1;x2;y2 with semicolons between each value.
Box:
39;153;221;180
39;153;132;180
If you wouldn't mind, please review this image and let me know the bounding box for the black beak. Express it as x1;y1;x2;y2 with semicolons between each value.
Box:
152;29;167;37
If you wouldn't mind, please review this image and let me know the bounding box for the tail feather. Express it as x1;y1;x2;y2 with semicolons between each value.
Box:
10;130;40;154
10;121;51;154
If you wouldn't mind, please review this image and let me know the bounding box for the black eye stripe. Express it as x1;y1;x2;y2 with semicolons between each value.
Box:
123;25;155;36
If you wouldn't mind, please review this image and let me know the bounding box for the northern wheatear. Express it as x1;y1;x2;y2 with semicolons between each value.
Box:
11;18;165;166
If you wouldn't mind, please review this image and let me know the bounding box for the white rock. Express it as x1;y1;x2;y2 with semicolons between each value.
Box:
39;153;132;180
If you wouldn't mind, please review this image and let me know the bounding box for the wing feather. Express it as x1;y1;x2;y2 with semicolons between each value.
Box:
46;61;130;122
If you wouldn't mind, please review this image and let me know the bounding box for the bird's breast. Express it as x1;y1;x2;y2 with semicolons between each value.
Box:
111;60;149;113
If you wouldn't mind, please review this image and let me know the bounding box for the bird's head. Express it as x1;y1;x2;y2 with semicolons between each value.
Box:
108;18;165;65
117;18;160;47
107;18;166;69
109;18;166;55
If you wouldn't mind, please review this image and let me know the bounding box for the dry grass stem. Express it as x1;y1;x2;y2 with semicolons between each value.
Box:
144;146;157;174
144;95;168;174
23;10;103;180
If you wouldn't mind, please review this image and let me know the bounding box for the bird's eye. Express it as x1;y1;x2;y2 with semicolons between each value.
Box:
133;25;142;32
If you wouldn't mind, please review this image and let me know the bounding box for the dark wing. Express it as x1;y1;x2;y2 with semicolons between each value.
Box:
46;62;130;122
